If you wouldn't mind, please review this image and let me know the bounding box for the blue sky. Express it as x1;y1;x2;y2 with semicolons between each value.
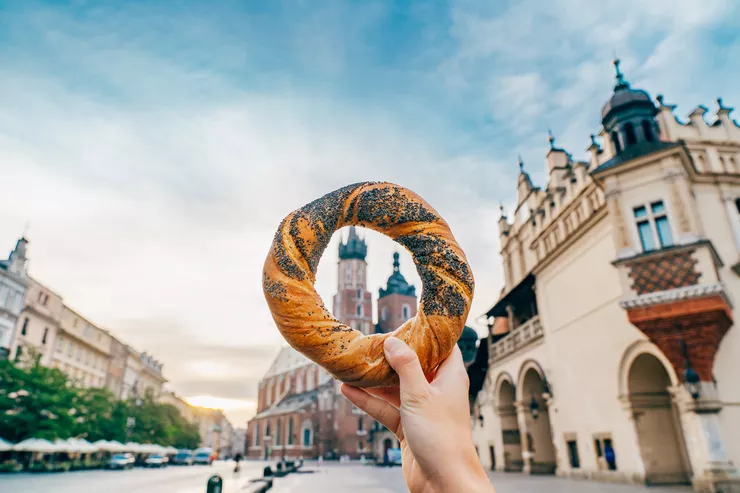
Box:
1;0;738;422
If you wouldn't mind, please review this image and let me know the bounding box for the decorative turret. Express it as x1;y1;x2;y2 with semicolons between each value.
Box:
4;237;29;279
379;252;416;298
338;226;367;261
600;59;660;156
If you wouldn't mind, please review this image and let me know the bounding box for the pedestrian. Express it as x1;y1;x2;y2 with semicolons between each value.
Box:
233;452;242;476
317;455;323;473
341;337;495;493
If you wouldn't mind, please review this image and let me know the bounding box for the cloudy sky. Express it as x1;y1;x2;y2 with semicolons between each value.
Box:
1;0;738;424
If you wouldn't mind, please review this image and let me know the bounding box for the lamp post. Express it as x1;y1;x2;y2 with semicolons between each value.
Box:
679;340;701;400
529;396;540;420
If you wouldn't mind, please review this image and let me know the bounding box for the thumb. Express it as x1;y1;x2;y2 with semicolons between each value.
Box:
384;337;430;399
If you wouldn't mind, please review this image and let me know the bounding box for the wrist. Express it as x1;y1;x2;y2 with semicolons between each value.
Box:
431;447;493;493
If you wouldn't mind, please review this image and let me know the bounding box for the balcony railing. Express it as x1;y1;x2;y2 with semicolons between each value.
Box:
490;315;543;362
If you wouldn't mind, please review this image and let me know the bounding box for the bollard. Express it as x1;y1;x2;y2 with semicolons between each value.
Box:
206;475;223;493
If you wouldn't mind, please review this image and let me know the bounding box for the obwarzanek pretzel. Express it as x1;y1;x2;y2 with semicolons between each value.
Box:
262;182;474;387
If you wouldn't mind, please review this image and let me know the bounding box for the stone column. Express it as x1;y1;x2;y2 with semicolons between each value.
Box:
515;400;532;474
671;384;740;493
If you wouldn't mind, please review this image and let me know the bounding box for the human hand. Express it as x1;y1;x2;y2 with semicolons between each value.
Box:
341;337;494;493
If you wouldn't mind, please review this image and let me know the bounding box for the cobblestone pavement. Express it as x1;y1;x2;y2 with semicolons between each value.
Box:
269;462;693;493
0;460;267;493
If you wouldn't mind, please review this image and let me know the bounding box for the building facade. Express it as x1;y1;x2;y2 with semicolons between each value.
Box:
52;306;112;388
471;61;740;493
10;278;62;367
137;351;167;399
333;227;373;335
0;237;29;358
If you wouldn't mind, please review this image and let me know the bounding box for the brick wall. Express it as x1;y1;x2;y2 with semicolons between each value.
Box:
377;293;417;333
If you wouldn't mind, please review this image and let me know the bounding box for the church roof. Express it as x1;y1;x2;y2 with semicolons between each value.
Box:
252;387;321;419
379;252;416;299
263;346;312;379
338;226;367;261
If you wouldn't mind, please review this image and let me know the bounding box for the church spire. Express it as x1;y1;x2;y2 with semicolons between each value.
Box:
338;226;367;261
613;58;630;90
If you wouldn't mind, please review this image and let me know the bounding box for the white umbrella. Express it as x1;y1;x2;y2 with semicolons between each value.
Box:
108;441;127;452
74;438;97;453
13;438;58;453
0;438;14;451
124;442;143;453
165;446;178;455
92;440;110;451
53;439;77;452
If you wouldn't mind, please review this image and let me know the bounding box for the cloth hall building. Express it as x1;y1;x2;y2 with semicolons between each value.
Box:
469;61;740;492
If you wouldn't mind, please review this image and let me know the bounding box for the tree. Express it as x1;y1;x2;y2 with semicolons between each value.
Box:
72;387;126;442
0;355;78;442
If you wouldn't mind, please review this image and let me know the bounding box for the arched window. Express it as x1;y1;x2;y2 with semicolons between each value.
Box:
276;419;282;445
624;123;636;146
642;120;654;142
402;305;410;320
302;425;312;446
356;304;363;316
288;417;294;445
611;132;621;154
265;421;271;438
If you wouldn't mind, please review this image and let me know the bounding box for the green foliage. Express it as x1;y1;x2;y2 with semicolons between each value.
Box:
126;395;201;449
0;358;200;448
0;460;23;473
0;357;77;442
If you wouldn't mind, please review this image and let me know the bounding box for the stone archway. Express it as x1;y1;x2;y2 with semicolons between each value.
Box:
496;379;523;472
520;368;556;475
627;353;691;485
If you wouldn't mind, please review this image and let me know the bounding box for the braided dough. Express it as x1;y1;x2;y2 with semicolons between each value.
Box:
262;182;474;387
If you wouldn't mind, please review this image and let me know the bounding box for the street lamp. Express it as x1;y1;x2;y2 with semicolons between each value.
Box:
529;396;540;420
679;340;701;400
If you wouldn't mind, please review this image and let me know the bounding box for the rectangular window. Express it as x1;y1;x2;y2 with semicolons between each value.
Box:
254;423;260;446
20;318;29;336
358;440;364;451
634;201;673;252
567;440;580;469
358;417;364;431
42;328;49;345
593;435;617;471
57;338;64;353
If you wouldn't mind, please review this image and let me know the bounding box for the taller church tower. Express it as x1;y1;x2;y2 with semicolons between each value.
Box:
332;227;373;335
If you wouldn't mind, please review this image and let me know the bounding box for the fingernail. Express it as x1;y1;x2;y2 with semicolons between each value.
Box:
384;337;403;356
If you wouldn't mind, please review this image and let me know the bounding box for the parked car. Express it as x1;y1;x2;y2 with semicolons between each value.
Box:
193;451;213;465
193;447;214;466
144;454;168;468
107;453;135;470
171;451;193;465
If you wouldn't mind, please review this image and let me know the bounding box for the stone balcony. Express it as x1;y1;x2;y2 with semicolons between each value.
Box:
613;240;733;382
490;315;544;363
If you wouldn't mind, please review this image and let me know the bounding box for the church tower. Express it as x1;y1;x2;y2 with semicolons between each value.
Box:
332;227;373;335
375;252;417;333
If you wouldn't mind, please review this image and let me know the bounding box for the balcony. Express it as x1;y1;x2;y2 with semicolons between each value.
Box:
490;315;544;362
614;240;733;382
